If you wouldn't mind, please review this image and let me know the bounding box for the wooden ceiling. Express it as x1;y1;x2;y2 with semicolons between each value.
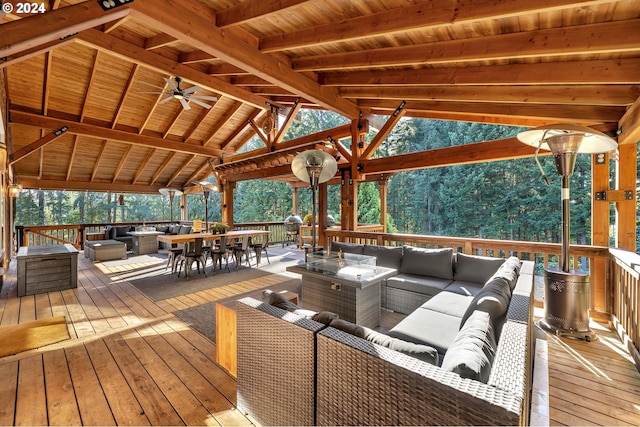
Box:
2;0;639;194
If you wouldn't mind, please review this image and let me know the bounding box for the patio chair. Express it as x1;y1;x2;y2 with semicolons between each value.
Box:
251;234;270;266
210;235;231;274
176;238;207;280
232;235;252;269
166;245;184;273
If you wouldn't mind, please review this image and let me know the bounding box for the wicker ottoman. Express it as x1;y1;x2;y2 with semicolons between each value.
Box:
84;240;127;262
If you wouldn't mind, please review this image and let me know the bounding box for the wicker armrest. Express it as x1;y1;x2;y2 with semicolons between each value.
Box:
316;327;523;426
236;297;326;427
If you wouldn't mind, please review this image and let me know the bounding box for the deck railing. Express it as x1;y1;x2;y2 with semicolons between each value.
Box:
609;248;640;368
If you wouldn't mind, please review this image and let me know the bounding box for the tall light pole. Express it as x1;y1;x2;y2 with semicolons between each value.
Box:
159;188;183;223
198;181;218;232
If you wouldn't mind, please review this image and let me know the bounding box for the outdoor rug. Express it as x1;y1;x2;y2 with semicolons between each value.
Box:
125;264;274;301
173;277;301;342
0;316;70;358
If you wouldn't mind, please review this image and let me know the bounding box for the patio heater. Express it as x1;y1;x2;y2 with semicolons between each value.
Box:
291;149;337;254
517;124;617;341
159;188;183;223
198;181;218;233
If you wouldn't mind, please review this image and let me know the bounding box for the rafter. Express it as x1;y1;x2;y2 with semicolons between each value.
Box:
75;29;274;110
294;20;640;72
221;109;263;151
339;85;640;106
274;98;301;144
17;177;165;194
112;64;139;129
0;1;130;58
259;0;614;52
184;160;214;188
66;135;78;181
132;148;156;185
91;140;108;182
216;0;311;27
166;156;196;188
163;107;186;139
362;101;406;160
150;153;174;186
184;104;218;143
80;51;100;122
42;50;53;115
128;0;362;118
9;126;68;165
203;101;243;147
0;38;73;70
112;145;133;183
357;99;625;124
10;110;223;157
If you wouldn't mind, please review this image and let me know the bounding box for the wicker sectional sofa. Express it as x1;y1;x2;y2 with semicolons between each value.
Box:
236;245;534;426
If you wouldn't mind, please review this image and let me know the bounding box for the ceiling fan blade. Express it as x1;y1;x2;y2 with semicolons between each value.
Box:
189;98;212;109
190;94;218;102
138;91;167;95
181;85;202;94
159;95;174;104
164;76;179;91
137;80;167;90
179;98;191;110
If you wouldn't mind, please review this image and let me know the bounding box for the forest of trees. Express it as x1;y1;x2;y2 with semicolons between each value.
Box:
15;111;623;249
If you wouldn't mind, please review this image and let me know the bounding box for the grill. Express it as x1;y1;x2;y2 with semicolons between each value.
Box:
283;214;302;247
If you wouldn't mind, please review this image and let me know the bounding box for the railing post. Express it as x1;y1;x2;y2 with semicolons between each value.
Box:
15;225;24;248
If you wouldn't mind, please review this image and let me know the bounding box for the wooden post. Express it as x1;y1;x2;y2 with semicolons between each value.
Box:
222;182;235;229
591;153;610;313
289;183;299;215
378;176;388;232
180;193;187;221
615;144;636;252
348;119;363;231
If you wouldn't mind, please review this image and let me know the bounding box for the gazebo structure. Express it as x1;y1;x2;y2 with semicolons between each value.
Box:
0;1;639;424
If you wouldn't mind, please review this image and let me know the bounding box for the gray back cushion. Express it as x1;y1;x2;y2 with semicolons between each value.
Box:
441;310;497;383
459;277;512;331
454;253;505;284
489;256;521;292
399;246;454;279
362;245;403;269
179;226;192;234
115;226;130;237
330;241;364;255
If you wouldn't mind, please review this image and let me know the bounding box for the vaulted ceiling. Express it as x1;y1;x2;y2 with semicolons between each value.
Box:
1;0;639;194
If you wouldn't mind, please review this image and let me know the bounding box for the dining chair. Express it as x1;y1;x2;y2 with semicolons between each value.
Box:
232;235;252;269
210;235;231;274
166;244;184;273
251;233;270;266
176;238;207;280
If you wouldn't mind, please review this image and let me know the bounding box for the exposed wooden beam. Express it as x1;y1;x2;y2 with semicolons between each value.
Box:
128;0;362;118
618;95;640;145
16;178;165;194
361;137;547;175
203;101;243;147
150;153;174;186
216;0;311;27
179;50;215;65
42;50;53;114
184;104;217;143
0;1;130;57
66;135;78;181
274;98;301;144
339;85;640;106
10;110;223;157
112;64;139;129
259;0;613;52
144;33;176;50
80;51;100;122
112;145;133;183
131;148;156;185
166;156;196;188
91;140;108;182
9;126;68;165
357;99;626;124
184;160;214;188
221;109;262;151
0;38;73;70
248;118;269;146
320;58;640;86
75;30;273;110
163;107;186;139
362;101;406;160
294;20;640;71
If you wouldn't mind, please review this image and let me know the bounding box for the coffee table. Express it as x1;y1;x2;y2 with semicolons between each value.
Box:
286;253;396;328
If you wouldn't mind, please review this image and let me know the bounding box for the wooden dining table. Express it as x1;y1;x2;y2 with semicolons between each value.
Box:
156;229;269;246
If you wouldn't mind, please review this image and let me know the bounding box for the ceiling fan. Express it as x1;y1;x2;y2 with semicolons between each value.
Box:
138;76;218;110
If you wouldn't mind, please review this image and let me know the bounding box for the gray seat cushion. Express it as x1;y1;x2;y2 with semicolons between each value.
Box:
399;246;454;279
454;253;505;284
441;310;497;383
386;274;452;296
362;245;403;269
388;308;463;357
421;292;474;318
459;276;512;332
444;280;484;297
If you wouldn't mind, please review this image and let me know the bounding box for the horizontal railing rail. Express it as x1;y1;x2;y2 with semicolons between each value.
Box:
609;248;640;370
325;229;611;314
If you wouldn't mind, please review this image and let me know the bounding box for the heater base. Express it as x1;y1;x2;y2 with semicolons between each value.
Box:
541;269;597;342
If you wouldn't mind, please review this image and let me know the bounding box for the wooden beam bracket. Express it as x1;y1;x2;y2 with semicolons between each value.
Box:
595;190;635;202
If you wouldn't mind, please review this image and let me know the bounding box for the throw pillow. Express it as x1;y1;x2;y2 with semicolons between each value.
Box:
399;246;454;279
330;241;364;255
329;318;439;365
441;311;497;383
489;256;521;292
454;253;505;284
262;289;299;312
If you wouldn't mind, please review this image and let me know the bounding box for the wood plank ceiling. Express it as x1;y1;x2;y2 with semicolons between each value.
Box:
1;0;639;194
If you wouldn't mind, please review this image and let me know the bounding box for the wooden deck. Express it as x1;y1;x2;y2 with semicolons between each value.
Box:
0;247;639;426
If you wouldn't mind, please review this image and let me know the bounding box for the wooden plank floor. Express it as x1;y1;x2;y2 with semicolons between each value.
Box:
1;247;639;426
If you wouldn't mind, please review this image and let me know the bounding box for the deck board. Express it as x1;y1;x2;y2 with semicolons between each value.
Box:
0;247;638;426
